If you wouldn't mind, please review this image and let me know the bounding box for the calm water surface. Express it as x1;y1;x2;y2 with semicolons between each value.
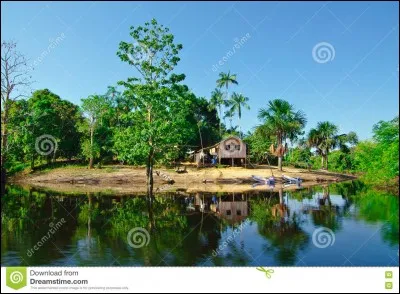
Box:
1;181;398;266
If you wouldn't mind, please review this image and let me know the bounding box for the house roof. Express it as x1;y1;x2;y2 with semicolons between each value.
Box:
195;136;245;153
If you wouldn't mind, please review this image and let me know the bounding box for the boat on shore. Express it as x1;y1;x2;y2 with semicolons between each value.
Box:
282;174;302;184
252;175;275;185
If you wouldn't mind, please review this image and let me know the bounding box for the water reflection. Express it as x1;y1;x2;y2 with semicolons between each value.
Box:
1;181;398;266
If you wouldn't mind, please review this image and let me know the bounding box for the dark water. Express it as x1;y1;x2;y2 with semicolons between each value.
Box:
1;181;398;266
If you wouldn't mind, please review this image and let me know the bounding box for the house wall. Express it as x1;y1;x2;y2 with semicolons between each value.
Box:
218;137;247;159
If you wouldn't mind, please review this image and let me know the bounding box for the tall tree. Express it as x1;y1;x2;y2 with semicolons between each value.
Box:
216;71;238;125
116;19;185;196
208;88;225;138
307;121;357;170
5;89;82;171
80;95;110;169
224;107;235;130
258;99;307;171
1;41;32;193
27;89;71;167
226;92;250;138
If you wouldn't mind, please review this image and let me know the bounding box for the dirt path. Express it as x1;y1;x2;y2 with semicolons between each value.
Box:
10;165;357;194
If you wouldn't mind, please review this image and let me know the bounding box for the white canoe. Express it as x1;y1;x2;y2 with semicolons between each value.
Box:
252;175;275;184
282;174;302;183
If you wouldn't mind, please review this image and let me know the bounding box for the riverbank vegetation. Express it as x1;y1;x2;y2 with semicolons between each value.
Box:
1;19;398;193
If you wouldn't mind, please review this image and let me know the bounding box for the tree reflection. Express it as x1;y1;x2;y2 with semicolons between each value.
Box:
1;182;398;266
310;185;342;231
351;189;399;245
249;188;309;265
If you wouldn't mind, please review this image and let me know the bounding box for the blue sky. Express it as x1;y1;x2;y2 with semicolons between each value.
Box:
1;1;399;140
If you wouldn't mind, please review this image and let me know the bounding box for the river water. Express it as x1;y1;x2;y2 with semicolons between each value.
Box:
1;181;398;266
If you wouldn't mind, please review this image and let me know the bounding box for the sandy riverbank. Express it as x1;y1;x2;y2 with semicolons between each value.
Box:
10;164;357;194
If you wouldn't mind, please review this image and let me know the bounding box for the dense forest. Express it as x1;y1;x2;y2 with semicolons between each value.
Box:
1;19;398;192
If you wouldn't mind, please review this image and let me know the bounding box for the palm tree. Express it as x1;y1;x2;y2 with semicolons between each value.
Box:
258;99;307;171
226;92;250;138
216;71;239;93
209;88;225;138
216;71;238;124
224;107;235;131
307;122;358;170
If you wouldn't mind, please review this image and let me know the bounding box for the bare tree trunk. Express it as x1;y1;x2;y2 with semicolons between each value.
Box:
147;108;154;197
238;114;241;139
147;148;154;197
219;105;222;139
198;124;204;166
277;134;283;171
1;102;8;195
224;88;229;126
89;125;94;169
325;154;329;170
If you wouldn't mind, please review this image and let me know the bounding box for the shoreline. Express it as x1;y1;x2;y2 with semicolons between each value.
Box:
9;165;358;194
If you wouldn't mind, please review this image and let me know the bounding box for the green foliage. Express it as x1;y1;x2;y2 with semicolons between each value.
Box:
80;94;113;166
80;140;100;163
309;155;322;170
325;150;355;172
116;19;186;171
285;146;312;168
216;71;238;90
6;89;82;170
307;121;358;170
244;127;273;163
258;99;307;144
114;19;220;169
353;116;399;185
254;99;306;170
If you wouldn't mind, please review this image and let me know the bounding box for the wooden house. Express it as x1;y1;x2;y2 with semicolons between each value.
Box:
194;136;247;166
